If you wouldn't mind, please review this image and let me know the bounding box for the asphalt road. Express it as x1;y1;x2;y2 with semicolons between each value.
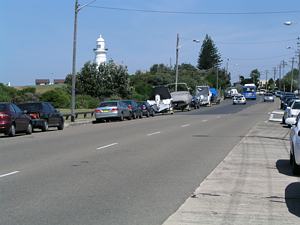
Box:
0;97;277;225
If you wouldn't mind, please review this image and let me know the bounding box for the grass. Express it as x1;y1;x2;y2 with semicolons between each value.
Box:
15;84;67;94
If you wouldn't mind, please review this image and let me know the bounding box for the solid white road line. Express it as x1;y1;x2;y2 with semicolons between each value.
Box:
181;124;190;128
147;131;161;136
202;119;208;122
0;171;20;179
97;143;118;150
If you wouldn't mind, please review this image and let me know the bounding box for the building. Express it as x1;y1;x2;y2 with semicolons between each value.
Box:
35;79;50;86
53;79;65;85
94;34;107;66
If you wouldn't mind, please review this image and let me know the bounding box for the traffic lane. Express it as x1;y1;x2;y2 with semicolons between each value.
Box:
0;109;221;174
0;102;276;225
184;97;262;115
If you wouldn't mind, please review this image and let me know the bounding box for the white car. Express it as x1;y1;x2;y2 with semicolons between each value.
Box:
286;114;300;174
282;100;300;124
233;95;246;105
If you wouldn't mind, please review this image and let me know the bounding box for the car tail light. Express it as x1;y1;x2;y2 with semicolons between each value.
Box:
0;113;9;119
111;108;118;112
30;113;40;119
95;109;102;113
128;105;132;110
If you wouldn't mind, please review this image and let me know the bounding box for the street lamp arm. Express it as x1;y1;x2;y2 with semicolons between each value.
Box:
77;0;97;11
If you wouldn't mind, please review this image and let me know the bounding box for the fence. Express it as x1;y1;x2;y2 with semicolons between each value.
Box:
63;111;94;120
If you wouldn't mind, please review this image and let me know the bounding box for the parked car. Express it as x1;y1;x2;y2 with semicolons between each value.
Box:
287;113;300;174
275;91;282;97
95;100;131;122
137;101;155;117
121;100;142;119
232;95;246;105
17;102;64;131
281;95;298;110
263;93;275;102
282;100;300;124
0;102;32;137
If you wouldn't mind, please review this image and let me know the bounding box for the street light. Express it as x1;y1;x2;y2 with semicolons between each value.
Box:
71;0;96;122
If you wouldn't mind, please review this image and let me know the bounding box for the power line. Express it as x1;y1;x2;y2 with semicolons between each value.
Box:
216;39;296;45
231;53;292;61
87;5;300;15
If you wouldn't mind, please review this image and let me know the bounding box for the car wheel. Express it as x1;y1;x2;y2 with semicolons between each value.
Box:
119;113;124;121
139;113;143;119
7;124;16;137
292;153;300;175
133;112;137;119
41;120;48;132
57;119;64;130
26;123;33;135
151;111;155;117
146;111;150;117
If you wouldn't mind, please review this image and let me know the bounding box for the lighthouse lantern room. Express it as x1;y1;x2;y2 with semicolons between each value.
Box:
94;34;107;66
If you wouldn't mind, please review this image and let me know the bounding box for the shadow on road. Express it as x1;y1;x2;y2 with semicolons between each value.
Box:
286;182;300;217
276;159;294;177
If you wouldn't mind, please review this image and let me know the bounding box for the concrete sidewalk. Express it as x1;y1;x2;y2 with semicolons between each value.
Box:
163;121;300;224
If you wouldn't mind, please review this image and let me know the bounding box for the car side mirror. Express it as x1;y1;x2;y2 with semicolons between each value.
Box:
287;107;291;110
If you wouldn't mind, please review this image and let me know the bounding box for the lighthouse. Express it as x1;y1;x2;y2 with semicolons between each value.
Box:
94;34;107;66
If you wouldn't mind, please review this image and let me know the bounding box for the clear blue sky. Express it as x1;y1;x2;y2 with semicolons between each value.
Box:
1;0;300;86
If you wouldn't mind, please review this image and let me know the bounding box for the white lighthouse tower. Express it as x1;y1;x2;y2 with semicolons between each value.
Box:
94;34;107;66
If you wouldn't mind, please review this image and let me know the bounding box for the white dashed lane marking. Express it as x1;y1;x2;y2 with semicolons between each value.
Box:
147;131;161;136
181;124;190;128
97;143;118;150
0;171;20;179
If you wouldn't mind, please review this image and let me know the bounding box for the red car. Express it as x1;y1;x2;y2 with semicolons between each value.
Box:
0;102;32;137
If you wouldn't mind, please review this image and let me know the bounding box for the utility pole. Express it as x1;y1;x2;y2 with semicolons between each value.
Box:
290;57;295;92
297;37;300;95
265;70;268;91
175;33;179;92
273;67;276;81
71;0;79;122
279;64;282;90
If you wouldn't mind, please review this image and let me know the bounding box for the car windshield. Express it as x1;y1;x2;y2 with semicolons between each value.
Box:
122;101;132;105
293;102;300;109
196;86;209;95
0;104;8;111
265;93;273;96
99;102;117;107
17;103;42;111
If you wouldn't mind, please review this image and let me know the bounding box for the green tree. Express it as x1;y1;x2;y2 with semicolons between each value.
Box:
70;60;131;99
197;34;222;70
250;69;260;86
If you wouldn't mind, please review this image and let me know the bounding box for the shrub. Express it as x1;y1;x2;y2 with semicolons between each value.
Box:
40;88;70;108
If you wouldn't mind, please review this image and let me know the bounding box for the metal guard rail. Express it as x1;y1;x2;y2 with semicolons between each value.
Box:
63;111;94;120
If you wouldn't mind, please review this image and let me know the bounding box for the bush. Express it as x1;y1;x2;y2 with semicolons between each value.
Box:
76;95;99;109
40;88;70;108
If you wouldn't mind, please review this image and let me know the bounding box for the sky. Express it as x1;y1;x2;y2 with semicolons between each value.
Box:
2;0;300;86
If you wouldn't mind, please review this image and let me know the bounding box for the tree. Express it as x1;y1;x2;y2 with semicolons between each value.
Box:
197;34;222;70
250;69;260;86
70;60;131;100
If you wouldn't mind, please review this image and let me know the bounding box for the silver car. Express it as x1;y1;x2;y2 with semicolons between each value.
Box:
263;93;274;102
94;101;131;122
